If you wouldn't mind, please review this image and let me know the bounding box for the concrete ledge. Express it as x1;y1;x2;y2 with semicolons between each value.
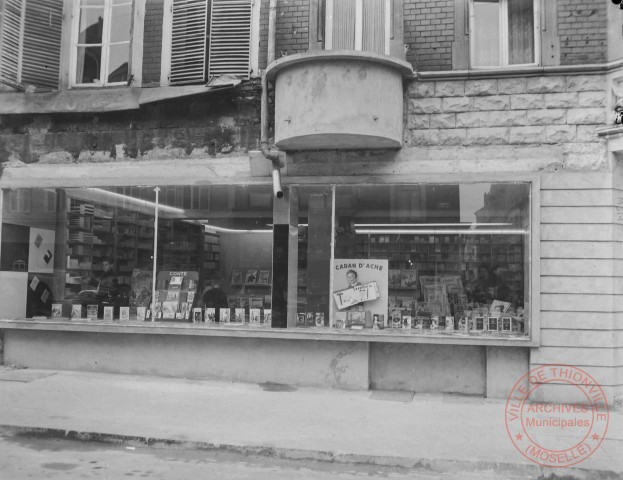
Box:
0;319;538;346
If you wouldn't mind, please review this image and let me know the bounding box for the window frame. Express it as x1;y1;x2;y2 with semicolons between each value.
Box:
68;0;141;88
468;0;541;69
159;0;261;87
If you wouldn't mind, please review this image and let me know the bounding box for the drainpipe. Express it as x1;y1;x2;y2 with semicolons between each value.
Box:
261;0;283;199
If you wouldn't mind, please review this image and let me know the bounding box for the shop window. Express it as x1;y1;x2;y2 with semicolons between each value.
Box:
0;0;63;90
71;0;133;86
295;183;532;337
470;0;539;68
0;185;273;324
162;0;259;85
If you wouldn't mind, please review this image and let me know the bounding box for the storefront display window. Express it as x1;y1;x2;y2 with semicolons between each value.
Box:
296;182;531;338
0;185;273;324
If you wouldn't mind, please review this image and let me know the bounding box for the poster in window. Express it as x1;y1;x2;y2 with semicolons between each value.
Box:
257;270;271;285
230;268;242;286
28;228;55;274
331;259;388;324
244;269;258;285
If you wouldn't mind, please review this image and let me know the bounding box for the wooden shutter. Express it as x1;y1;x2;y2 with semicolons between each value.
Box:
0;0;61;90
22;0;62;88
208;0;252;78
0;0;25;87
170;0;209;85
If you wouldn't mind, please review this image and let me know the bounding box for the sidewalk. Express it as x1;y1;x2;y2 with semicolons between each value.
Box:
0;368;621;479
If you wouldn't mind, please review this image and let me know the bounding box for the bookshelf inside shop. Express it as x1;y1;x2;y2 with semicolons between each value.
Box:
356;232;525;298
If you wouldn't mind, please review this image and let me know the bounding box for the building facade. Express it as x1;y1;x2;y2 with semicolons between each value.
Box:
0;0;621;406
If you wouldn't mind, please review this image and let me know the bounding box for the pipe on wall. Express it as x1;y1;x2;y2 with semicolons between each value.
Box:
261;0;283;199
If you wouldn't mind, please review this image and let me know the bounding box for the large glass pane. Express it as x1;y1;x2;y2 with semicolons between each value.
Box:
110;4;132;43
107;43;129;83
472;0;500;67
78;7;104;44
0;186;273;325
508;0;535;65
76;46;102;83
333;183;530;336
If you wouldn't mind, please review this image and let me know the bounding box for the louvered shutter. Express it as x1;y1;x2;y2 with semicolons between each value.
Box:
170;0;209;85
22;0;62;88
208;0;252;78
0;0;24;87
0;0;62;89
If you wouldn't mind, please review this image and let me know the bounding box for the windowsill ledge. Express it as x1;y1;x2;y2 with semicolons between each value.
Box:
0;318;538;347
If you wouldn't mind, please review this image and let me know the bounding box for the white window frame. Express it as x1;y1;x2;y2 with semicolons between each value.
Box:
69;0;144;88
469;0;540;69
160;0;261;87
325;0;392;55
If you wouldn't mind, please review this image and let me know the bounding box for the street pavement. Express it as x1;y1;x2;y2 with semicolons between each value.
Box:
0;429;538;480
0;368;621;479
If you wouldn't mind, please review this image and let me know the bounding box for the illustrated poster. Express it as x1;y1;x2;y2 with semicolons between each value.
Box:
331;259;388;321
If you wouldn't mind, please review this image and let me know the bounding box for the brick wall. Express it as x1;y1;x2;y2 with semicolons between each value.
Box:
558;0;608;65
142;0;165;86
406;74;607;163
259;0;309;70
404;0;453;72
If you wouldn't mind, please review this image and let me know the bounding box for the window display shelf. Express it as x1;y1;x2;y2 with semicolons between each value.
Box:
0;319;538;347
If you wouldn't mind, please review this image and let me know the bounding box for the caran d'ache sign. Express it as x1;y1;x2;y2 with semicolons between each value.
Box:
332;259;388;316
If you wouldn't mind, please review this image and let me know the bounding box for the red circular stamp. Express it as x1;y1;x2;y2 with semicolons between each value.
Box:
505;364;609;468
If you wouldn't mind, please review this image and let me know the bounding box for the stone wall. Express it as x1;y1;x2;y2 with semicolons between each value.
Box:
0;82;262;164
406;74;608;168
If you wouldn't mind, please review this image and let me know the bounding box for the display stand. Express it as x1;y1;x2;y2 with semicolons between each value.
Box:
153;270;199;322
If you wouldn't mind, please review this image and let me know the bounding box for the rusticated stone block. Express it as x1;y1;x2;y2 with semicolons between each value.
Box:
498;78;527;95
465;79;497;96
565;75;606;92
543;93;578;109
509;126;545;144
409;97;442;114
439;128;467;146
472;96;510;111
576;125;599;142
578;91;606;108
410;129;439;146
408;81;435;98
441;96;471;113
407;114;430;130
510;94;544;110
526;76;565;94
566;108;605;125
429;114;456;129
456;110;526;128
435;80;465;97
527;109;566;126
545;125;576;144
465;127;508;145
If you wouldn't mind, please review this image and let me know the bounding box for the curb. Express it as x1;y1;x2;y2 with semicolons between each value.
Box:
1;424;621;480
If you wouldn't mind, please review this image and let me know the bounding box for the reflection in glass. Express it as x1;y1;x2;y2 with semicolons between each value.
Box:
107;43;129;83
76;46;102;83
78;8;104;44
109;4;132;43
472;0;500;67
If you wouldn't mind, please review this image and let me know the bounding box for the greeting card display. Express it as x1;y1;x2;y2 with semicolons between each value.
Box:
154;271;199;322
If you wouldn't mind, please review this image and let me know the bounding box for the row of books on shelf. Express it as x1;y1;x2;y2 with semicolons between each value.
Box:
51;303;272;326
294;308;525;335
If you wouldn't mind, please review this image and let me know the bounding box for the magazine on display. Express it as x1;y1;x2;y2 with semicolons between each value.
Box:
103;306;114;321
205;308;216;323
119;307;130;322
87;305;98;320
230;268;243;286
192;308;203;323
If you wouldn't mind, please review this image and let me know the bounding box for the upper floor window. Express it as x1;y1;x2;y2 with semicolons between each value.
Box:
325;0;392;56
161;0;259;86
470;0;539;68
71;0;132;86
